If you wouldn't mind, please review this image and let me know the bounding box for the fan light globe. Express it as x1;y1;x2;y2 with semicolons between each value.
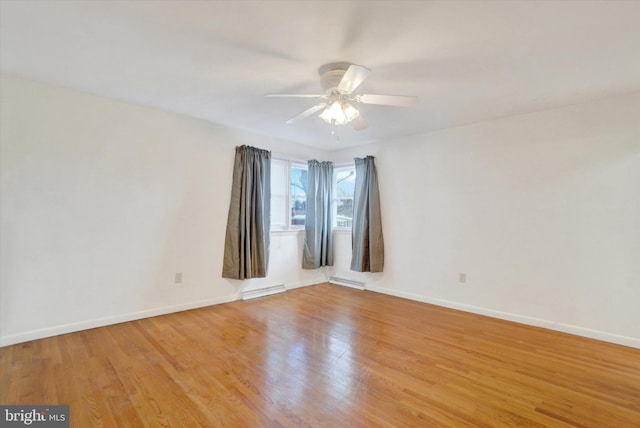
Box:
318;106;333;123
343;103;360;121
319;101;359;126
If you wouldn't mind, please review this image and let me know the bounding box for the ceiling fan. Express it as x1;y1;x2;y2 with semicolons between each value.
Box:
265;62;419;131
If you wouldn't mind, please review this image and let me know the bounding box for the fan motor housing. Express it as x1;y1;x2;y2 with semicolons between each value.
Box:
319;62;351;92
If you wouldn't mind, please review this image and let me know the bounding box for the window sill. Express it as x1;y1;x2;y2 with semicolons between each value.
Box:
271;228;304;236
271;228;351;236
333;228;352;235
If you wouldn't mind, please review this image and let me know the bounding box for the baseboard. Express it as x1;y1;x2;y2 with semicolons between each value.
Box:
366;285;640;350
8;283;635;350
329;277;365;290
1;279;325;347
241;284;286;300
0;293;240;347
286;278;327;290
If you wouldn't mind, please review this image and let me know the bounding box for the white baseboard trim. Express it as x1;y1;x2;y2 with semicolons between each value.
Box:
286;278;328;290
241;284;286;300
329;277;365;290
0;293;240;348
1;279;325;347
7;283;636;350
366;285;640;350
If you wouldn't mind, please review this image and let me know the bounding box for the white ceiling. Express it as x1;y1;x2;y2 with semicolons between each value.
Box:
1;1;639;149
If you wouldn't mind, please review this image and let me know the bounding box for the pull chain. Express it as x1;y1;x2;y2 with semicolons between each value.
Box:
330;120;339;140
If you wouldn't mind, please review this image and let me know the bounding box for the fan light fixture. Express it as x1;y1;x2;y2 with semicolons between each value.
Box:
318;101;360;126
265;62;419;134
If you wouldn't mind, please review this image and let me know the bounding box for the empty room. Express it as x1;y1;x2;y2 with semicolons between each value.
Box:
1;1;639;427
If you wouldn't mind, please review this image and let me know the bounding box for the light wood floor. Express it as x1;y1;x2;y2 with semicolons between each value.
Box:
1;283;639;427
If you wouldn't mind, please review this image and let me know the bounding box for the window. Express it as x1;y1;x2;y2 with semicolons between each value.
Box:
334;166;355;228
271;159;307;230
290;165;307;226
271;160;355;231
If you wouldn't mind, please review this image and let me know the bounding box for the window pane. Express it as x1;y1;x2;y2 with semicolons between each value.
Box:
336;169;355;197
335;167;355;228
290;167;307;197
337;198;353;227
290;166;307;226
291;197;306;226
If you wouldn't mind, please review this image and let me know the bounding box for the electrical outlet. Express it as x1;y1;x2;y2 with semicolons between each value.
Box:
175;272;183;284
459;273;467;283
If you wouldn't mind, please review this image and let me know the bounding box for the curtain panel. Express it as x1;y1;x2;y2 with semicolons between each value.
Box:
222;145;271;279
303;160;334;269
351;156;384;272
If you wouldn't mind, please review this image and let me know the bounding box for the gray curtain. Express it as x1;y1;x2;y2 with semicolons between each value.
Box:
222;145;271;279
303;160;334;269
351;156;384;272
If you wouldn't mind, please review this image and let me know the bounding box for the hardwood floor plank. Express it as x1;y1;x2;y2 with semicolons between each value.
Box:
1;283;639;427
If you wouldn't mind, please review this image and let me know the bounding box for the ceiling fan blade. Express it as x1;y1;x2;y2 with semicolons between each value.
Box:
358;94;419;107
265;93;322;98
337;64;371;93
285;103;327;124
350;114;368;131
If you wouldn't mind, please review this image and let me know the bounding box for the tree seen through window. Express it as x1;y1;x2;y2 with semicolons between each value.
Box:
290;166;307;226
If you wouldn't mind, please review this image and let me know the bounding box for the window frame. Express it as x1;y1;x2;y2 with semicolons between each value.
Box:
333;164;356;231
271;159;355;233
271;158;308;232
288;162;308;230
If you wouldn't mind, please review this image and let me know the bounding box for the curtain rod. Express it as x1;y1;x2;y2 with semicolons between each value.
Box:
272;153;355;167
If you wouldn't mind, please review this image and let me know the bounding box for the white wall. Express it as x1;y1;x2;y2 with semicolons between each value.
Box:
0;75;328;346
3;75;638;349
330;93;640;348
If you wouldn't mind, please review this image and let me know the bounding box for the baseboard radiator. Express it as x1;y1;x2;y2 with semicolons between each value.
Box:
241;284;286;300
329;277;365;290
